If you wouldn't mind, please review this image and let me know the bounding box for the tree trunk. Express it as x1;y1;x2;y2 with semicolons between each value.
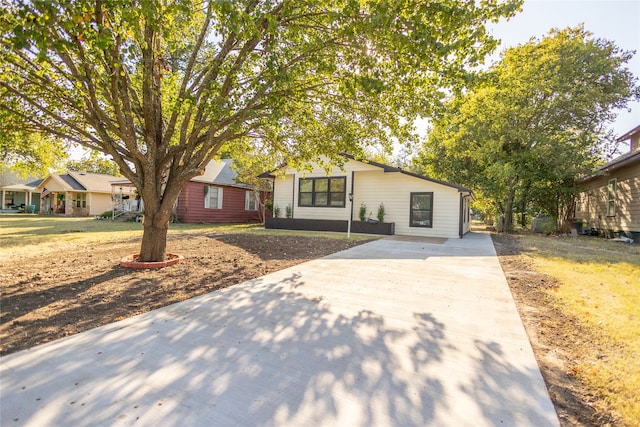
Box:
557;193;575;233
504;179;516;232
519;195;527;227
138;212;170;262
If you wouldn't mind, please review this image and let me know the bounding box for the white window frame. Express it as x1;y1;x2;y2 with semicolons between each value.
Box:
245;191;258;211
204;186;223;209
75;192;87;208
607;179;616;216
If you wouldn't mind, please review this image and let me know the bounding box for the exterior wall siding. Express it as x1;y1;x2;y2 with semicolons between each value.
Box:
87;193;113;216
272;174;294;218
176;181;261;224
353;170;461;238
577;162;640;233
272;159;465;238
63;192;112;216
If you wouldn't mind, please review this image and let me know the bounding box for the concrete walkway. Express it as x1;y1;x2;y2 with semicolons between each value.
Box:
1;233;559;426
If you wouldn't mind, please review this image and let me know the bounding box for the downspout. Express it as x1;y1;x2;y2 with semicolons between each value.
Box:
459;193;463;238
291;175;295;218
347;171;355;238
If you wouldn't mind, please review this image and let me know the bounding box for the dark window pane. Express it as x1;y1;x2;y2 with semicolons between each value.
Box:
412;210;431;226
330;193;345;206
315;193;328;205
412;194;431;210
300;193;313;206
315;178;328;192
330;178;345;192
300;179;313;192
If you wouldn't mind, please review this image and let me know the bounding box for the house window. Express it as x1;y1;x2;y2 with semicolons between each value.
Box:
298;177;346;207
410;192;433;228
245;191;258;211
75;192;87;208
204;186;223;209
607;179;616;216
464;197;469;223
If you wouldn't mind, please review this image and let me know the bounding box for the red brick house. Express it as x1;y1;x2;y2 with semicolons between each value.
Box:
175;159;267;224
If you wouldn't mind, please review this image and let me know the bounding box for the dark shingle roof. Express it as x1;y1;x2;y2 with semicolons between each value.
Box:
59;174;86;190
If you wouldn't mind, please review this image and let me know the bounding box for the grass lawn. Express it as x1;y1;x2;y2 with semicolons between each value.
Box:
0;214;371;258
516;233;640;425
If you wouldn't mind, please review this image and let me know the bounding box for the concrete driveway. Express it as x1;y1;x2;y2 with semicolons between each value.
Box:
1;233;559;426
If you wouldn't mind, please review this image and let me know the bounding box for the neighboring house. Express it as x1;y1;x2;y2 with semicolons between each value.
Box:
0;170;42;212
576;124;640;241
175;159;265;224
261;154;473;239
35;171;118;216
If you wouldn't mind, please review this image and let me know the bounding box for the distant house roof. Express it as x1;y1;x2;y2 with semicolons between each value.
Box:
616;124;640;143
109;159;252;189
36;171;120;193
67;171;118;192
190;159;250;188
0;169;43;189
577;149;640;183
259;153;473;194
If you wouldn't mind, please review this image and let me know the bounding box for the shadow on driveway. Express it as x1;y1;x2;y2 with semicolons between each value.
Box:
1;234;559;426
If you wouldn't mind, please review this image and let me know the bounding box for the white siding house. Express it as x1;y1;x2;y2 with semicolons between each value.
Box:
263;155;472;239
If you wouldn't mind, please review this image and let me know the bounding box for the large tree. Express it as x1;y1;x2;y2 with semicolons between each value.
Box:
416;26;639;232
0;108;67;178
1;0;520;261
66;151;122;176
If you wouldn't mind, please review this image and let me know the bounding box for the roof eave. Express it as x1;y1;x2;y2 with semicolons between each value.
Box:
615;124;640;142
577;151;640;183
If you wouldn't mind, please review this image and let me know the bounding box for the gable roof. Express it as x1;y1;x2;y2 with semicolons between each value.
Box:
67;171;118;192
616;124;640;143
190;159;250;188
260;153;472;194
108;159;252;190
577;149;640;183
36;171;120;193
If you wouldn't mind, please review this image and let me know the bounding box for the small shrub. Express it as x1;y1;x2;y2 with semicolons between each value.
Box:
358;203;367;221
99;210;113;219
273;205;281;218
285;204;292;218
377;203;385;222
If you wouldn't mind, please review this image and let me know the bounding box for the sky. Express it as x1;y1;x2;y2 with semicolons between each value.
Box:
487;0;640;147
